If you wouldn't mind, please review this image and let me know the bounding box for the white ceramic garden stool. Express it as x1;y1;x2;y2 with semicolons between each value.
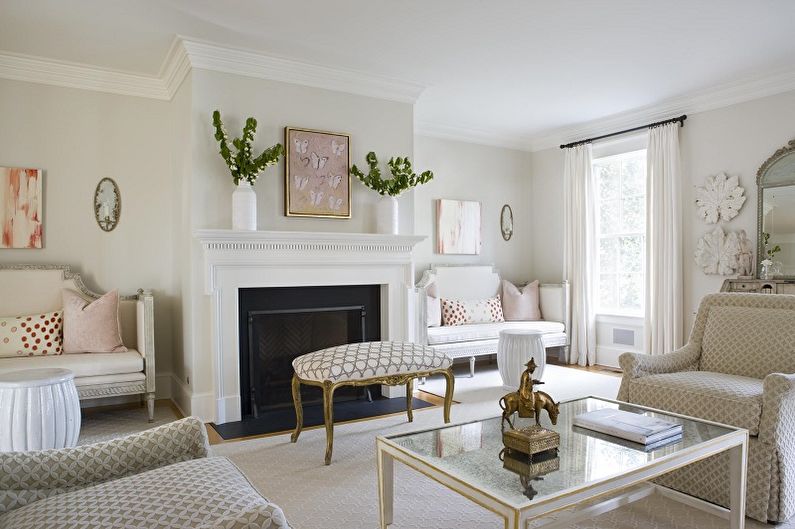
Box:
0;368;81;452
497;330;546;390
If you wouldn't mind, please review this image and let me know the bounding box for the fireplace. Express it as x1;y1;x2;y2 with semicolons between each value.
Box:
238;285;381;418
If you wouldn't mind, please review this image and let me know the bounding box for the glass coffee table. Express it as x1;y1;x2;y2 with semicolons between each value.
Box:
376;397;748;529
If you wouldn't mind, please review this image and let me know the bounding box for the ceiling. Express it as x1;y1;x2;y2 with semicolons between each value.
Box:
2;0;795;146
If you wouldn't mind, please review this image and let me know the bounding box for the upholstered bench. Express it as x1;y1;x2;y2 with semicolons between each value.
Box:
290;341;454;465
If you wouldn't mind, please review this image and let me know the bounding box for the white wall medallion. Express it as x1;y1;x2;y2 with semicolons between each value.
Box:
695;172;746;224
694;226;740;275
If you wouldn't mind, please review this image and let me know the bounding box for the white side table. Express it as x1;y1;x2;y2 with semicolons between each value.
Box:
497;330;545;390
0;368;81;451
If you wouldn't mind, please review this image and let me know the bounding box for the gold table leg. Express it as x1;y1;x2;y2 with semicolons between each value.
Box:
406;377;414;422
323;380;335;465
290;374;303;443
442;367;454;423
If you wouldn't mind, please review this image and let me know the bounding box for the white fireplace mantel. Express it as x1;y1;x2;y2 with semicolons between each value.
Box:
193;229;425;423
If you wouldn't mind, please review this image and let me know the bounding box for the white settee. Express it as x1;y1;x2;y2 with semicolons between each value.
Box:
0;265;156;420
414;265;569;376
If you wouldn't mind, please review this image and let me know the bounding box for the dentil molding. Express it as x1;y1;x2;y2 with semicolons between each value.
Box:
195;229;426;295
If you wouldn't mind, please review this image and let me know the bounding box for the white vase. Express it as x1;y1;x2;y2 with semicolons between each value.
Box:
375;195;399;234
232;181;257;231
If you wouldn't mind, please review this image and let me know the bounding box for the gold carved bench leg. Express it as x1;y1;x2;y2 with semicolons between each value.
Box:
406;377;414;422
323;380;336;465
442;368;454;423
290;374;303;443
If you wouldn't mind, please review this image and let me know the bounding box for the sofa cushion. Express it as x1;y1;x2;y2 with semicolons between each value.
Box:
0;457;289;529
0;350;143;378
63;289;127;354
441;297;504;326
427;321;565;345
0;311;63;357
501;280;541;321
627;370;764;436
700;305;795;380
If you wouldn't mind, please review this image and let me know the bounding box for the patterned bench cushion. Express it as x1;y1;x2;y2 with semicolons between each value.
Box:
292;341;451;383
628;370;764;436
0;457;289;529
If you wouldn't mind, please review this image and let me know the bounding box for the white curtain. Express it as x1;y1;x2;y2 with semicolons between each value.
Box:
645;123;684;355
563;144;597;366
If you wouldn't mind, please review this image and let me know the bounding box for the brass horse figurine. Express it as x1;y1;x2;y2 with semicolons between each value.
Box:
499;358;560;429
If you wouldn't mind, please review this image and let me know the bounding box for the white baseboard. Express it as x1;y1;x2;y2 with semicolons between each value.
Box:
169;373;191;418
595;345;637;369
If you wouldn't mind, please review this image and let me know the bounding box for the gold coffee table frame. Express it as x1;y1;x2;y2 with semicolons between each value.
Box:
290;367;455;465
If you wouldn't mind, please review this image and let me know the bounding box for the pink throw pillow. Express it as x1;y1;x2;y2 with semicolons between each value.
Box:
501;279;541;321
426;282;442;327
441;297;504;326
62;289;128;353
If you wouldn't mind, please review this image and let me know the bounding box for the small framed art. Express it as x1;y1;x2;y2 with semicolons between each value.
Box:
284;127;351;218
436;199;482;255
1;167;43;248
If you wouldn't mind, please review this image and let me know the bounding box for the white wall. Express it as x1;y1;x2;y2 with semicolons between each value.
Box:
189;69;415;234
414;135;533;284
529;88;795;363
0;78;178;386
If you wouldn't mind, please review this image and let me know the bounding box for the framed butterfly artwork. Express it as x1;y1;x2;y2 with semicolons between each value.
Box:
284;127;351;218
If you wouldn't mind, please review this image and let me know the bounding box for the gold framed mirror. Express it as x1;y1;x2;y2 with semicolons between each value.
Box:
500;204;514;241
757;139;795;279
94;177;121;232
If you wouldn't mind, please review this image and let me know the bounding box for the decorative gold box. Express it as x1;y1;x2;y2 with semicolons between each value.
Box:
502;425;560;457
502;448;560;477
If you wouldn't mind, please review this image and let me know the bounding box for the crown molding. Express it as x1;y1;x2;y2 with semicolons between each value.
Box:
0;35;421;103
415;120;534;152
159;37;192;99
526;66;795;152
0;51;170;100
178;37;424;104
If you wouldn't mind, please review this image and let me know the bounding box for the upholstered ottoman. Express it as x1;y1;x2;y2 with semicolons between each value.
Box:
290;341;454;465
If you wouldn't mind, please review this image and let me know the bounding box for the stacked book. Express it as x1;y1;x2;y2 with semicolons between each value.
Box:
573;408;683;450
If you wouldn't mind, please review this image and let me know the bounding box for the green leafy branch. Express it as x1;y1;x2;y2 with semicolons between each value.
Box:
212;110;283;186
351;152;433;197
762;232;782;260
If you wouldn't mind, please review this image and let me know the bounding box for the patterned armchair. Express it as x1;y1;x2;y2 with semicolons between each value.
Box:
618;293;795;522
0;417;290;529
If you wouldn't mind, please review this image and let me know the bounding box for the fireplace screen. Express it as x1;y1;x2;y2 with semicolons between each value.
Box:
246;305;366;415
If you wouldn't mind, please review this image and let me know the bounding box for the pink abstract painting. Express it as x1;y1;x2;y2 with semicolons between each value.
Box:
436;199;481;255
1;167;43;249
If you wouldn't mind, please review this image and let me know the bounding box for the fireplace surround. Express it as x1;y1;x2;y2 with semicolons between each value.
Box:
195;230;425;423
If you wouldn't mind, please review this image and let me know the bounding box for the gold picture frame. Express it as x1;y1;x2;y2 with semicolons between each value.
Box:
284;127;351;219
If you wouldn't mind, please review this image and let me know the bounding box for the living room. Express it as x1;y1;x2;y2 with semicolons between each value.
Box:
1;2;794;528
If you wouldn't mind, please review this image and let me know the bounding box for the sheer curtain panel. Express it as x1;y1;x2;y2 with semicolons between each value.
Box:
563;144;597;366
644;122;683;355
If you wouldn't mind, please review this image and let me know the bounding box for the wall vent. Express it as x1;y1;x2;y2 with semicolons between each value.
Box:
613;328;635;346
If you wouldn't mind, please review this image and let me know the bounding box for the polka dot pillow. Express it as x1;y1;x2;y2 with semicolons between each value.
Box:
0;311;63;357
441;297;505;326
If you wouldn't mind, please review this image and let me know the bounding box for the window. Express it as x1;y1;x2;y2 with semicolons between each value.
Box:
593;149;647;316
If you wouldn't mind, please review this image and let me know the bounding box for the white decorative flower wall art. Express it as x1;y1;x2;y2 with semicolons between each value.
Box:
695;172;746;224
694;226;740;275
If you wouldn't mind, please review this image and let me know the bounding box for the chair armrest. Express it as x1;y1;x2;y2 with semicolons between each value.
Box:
617;344;701;401
759;373;795;444
0;417;209;513
136;289;156;395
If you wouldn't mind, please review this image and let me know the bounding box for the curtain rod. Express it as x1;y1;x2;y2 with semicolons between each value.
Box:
559;114;687;149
